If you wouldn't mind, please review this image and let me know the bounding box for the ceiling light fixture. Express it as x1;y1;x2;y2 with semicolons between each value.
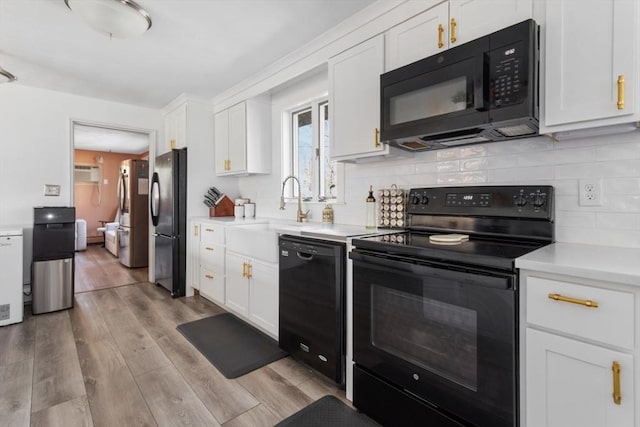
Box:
64;0;152;39
0;67;17;83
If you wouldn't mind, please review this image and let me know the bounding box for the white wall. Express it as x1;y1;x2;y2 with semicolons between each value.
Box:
0;84;163;282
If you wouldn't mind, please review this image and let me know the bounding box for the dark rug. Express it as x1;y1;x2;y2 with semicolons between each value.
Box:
276;396;379;426
176;313;286;379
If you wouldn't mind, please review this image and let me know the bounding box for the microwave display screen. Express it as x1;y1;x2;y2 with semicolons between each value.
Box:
390;76;468;125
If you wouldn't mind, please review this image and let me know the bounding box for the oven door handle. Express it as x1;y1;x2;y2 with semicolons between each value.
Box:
474;52;489;111
350;250;514;290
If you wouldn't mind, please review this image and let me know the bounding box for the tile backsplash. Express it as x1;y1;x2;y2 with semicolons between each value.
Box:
340;130;640;248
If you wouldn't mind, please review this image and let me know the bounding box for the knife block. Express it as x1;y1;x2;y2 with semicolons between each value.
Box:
209;196;234;217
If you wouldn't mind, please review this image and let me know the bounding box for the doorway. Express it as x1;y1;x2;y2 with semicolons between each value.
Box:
70;121;154;292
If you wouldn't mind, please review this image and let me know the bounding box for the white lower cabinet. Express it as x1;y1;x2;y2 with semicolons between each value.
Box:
196;222;226;305
521;271;638;427
526;329;634;427
225;250;278;337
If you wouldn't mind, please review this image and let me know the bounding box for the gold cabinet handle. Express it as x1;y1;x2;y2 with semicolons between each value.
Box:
170;139;176;149
205;274;213;279
450;18;457;44
242;262;247;278
205;228;214;232
247;263;253;279
617;75;625;110
193;226;199;236
205;247;214;251
374;128;380;148
437;23;444;48
548;293;598;308
612;361;621;405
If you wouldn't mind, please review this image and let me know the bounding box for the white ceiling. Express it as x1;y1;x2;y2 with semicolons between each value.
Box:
74;124;150;154
0;0;375;108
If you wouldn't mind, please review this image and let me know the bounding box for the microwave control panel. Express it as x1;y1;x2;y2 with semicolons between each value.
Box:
489;41;526;108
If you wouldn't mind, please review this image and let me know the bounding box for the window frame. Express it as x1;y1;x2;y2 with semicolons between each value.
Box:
284;95;341;203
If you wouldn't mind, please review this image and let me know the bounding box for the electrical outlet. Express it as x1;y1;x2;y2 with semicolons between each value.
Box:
579;179;602;206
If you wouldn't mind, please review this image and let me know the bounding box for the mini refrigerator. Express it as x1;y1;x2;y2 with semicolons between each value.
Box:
0;227;23;326
32;207;75;314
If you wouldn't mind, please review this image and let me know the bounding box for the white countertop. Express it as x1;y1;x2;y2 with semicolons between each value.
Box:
0;226;23;237
516;242;640;286
192;216;391;241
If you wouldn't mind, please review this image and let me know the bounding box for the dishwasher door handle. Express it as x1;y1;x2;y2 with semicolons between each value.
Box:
297;252;314;261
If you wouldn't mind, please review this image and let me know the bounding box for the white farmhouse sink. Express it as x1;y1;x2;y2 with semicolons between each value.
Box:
225;222;299;263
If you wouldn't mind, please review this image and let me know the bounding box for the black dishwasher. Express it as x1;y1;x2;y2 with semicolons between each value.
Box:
279;235;345;385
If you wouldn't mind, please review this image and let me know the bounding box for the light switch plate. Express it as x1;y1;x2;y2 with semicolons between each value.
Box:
44;184;60;196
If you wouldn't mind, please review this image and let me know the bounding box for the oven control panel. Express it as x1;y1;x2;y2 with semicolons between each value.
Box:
408;186;553;219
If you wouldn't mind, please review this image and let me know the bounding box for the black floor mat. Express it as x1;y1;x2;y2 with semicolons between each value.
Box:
276;396;379;427
177;313;286;379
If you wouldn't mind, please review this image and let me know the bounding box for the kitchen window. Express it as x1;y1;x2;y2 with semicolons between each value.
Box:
286;98;338;202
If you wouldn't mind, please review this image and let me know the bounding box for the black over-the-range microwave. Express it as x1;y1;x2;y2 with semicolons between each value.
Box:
380;19;539;151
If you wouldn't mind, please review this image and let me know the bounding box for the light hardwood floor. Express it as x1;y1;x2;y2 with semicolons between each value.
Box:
0;282;347;426
75;245;148;293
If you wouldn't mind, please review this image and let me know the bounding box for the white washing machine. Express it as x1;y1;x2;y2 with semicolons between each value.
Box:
0;227;23;326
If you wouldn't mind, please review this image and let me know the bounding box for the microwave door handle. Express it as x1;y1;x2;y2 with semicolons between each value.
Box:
474;53;489;111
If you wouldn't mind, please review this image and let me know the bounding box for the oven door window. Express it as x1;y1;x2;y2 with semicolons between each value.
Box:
352;252;516;427
371;284;478;391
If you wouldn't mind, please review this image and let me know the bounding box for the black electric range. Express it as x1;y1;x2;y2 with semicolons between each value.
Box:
350;185;554;427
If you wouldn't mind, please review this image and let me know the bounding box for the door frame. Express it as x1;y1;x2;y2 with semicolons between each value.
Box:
69;118;157;282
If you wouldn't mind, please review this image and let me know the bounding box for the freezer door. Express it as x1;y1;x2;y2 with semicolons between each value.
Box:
32;257;74;314
154;152;174;236
118;226;132;267
154;234;173;292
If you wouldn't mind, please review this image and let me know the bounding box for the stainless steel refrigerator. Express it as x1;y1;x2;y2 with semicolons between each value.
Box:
150;148;186;297
117;159;149;268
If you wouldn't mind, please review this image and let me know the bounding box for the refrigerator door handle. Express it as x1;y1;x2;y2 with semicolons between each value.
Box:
150;172;160;226
120;173;127;213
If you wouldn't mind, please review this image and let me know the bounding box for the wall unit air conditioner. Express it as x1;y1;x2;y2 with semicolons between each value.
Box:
74;165;100;183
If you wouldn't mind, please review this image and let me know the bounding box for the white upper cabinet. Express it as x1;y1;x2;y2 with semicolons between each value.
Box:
542;0;639;134
329;34;395;162
385;0;532;71
385;2;449;71
214;96;271;176
164;102;187;152
448;0;532;46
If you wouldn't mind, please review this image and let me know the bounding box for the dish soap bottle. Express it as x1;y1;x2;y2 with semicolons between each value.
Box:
365;185;377;229
322;204;334;224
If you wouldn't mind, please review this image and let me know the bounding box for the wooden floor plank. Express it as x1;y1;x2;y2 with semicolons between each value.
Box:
31;349;87;413
268;357;315;387
136;365;220;427
90;290;171;376
30;395;93;427
296;372;351;405
75;245;148;293
0;312;35;367
0;358;33;426
76;337;157;427
222;403;281;427
69;293;112;345
32;311;86;413
236;366;313;419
